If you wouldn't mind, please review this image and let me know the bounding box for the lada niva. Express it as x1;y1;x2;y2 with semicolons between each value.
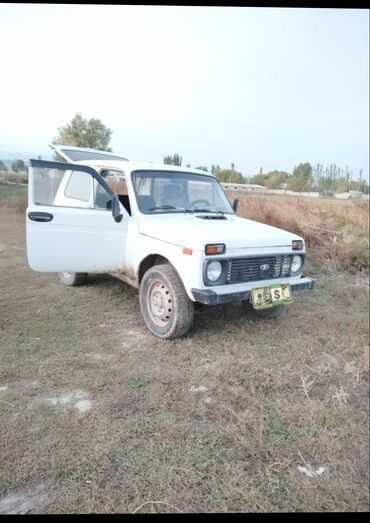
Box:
26;145;315;338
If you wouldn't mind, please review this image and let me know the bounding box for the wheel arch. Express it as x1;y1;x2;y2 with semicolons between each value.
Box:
138;254;171;284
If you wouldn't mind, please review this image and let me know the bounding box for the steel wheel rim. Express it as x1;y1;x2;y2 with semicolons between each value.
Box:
147;278;173;326
62;272;72;279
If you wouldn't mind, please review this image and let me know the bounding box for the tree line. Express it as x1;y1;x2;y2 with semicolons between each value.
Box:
1;113;368;194
0;159;27;172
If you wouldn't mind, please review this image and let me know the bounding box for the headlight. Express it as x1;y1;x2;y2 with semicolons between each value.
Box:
207;261;223;282
291;255;302;274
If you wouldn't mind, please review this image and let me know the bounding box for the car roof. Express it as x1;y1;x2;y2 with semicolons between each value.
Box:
75;159;217;178
49;144;216;178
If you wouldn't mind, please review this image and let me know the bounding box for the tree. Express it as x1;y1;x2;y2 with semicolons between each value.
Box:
249;173;269;186
52;112;113;153
265;170;288;189
287;163;313;192
216;168;244;184
163;153;182;166
195;166;208;172
11;159;26;172
0;160;7;171
211;165;221;177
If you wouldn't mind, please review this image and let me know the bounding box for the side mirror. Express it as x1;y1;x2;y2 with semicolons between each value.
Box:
111;194;123;223
232;198;239;213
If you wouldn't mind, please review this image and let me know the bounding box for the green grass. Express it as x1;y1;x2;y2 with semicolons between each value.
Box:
0;182;28;197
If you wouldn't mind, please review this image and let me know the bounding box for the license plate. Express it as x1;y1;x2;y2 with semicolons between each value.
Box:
251;284;292;310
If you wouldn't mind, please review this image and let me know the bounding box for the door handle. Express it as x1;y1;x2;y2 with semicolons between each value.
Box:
28;211;54;222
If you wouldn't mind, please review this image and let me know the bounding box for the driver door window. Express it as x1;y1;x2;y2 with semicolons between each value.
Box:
34;167;93;208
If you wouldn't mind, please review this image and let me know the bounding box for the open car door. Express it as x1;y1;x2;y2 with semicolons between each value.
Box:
26;159;128;273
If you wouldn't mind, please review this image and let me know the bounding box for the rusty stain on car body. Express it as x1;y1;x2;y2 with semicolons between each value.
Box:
109;265;138;288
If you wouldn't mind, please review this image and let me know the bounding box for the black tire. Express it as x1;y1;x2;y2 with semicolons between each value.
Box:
241;300;285;319
58;272;88;287
139;264;194;339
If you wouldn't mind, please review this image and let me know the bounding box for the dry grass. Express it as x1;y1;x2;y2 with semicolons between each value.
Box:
0;183;28;214
2;184;368;272
237;194;369;272
0;209;368;513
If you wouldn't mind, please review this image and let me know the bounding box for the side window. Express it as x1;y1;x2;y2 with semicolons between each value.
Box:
101;169;128;195
33;166;93;209
33;167;64;205
100;169;131;216
65;171;91;202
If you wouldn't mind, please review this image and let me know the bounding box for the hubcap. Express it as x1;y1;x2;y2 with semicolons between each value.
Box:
147;279;173;326
62;272;72;279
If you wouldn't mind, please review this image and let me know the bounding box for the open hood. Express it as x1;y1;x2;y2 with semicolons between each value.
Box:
49;144;129;163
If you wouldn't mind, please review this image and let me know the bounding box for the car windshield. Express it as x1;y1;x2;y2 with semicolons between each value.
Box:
131;170;234;215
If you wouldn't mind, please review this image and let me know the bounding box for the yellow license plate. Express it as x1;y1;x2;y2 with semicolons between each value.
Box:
251;284;292;310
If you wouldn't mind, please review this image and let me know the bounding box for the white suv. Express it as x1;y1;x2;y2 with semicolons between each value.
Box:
26;145;315;339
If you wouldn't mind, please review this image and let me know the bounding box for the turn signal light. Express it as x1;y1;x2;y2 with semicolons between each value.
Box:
205;244;225;255
292;240;303;251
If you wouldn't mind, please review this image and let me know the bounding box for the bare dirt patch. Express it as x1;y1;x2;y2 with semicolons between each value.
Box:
0;483;49;514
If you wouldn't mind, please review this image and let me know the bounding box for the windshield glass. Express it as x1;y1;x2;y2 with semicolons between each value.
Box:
131;170;234;214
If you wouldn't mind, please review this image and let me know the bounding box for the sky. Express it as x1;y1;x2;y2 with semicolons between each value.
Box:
0;4;369;179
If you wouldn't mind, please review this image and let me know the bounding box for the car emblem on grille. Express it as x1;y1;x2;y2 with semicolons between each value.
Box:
260;264;269;271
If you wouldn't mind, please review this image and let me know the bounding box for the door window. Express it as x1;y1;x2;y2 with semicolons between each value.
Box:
33;165;96;209
64;171;91;202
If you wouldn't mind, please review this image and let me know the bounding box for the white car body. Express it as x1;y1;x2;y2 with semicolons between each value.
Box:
26;145;314;338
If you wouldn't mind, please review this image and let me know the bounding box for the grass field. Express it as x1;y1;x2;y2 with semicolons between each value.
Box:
0;185;369;513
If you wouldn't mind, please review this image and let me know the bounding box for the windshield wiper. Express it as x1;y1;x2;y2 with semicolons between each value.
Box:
148;205;178;211
149;205;194;213
188;208;225;215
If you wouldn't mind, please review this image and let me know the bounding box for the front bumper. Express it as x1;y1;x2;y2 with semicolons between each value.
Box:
191;277;315;305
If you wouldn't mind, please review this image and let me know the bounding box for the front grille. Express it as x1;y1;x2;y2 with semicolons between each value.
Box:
227;255;293;284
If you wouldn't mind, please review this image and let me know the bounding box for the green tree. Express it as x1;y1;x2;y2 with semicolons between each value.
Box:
216;168;244;184
163;153;182;166
195;166;208;172
287;163;313;192
249;173;269;186
0;160;8;171
52;113;113;154
211;164;221;177
11;159;26;172
265;170;288;189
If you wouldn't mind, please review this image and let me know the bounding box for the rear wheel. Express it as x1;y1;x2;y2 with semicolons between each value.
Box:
58;272;88;287
140;264;194;339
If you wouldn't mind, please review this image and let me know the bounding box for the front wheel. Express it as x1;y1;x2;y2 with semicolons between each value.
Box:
58;272;88;287
139;264;194;339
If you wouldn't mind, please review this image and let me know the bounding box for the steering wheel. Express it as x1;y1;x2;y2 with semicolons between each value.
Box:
188;199;211;209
